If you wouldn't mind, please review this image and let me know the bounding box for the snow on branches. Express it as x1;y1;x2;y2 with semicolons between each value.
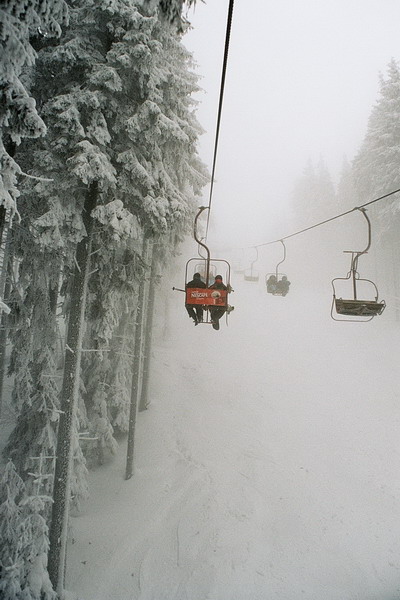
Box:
0;460;56;600
68;140;116;188
0;0;69;215
92;199;140;242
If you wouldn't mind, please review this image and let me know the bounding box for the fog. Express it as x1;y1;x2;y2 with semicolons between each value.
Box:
183;0;400;247
68;248;400;599
68;6;400;596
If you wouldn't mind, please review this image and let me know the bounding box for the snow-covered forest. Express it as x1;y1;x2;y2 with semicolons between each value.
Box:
1;0;400;599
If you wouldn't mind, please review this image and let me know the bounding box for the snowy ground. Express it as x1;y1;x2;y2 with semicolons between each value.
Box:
67;276;400;600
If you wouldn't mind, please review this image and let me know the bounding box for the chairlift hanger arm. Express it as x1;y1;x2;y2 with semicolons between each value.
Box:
344;208;372;288
275;240;286;275
198;245;207;260
194;207;211;260
356;207;371;256
194;206;211;284
250;246;258;268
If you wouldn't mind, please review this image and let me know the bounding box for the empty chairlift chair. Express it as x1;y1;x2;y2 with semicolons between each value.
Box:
331;208;386;321
244;247;259;282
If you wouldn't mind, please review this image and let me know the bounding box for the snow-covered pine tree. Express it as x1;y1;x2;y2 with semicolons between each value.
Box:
7;0;206;590
144;0;196;32
6;6;116;588
315;157;336;214
48;181;105;592
0;0;67;421
0;0;68;217
337;157;356;212
334;157;360;259
57;0;207;464
290;157;338;278
0;460;56;600
352;58;400;315
291;159;317;226
291;157;336;227
4;285;59;494
100;1;207;233
0;460;24;598
2;177;75;522
5;0;206;477
1;0;86;500
352;58;400;222
81;200;143;465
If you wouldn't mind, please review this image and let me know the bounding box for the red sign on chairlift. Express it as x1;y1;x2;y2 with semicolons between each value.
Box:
186;288;227;306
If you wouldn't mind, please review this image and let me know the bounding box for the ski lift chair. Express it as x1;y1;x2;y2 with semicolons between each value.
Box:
265;273;289;296
244;247;259;282
331;208;386;321
244;269;259;282
185;257;231;323
176;207;233;328
331;268;386;320
266;240;290;296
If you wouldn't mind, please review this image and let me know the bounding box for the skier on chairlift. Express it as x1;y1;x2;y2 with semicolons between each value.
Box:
267;274;277;293
208;275;228;331
185;272;206;325
276;275;290;296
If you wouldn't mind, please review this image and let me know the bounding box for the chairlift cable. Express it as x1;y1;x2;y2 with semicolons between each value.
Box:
242;186;400;250
205;0;235;242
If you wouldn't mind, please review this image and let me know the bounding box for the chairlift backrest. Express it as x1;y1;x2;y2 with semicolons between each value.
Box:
194;262;216;286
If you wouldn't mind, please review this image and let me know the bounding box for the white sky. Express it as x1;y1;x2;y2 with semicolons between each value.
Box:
183;0;400;247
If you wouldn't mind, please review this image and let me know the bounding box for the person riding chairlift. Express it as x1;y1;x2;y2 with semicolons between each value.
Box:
185;272;206;325
276;275;290;296
267;274;277;293
208;275;228;331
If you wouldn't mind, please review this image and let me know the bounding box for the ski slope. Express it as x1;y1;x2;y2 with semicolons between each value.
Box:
67;276;400;600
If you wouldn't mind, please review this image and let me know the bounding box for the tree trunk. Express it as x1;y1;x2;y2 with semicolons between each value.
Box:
139;243;158;412
0;275;11;419
0;227;12;418
49;267;61;317
125;236;149;480
48;182;98;593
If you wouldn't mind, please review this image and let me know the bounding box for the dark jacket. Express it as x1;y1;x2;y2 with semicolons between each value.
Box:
186;278;206;288
209;281;227;290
